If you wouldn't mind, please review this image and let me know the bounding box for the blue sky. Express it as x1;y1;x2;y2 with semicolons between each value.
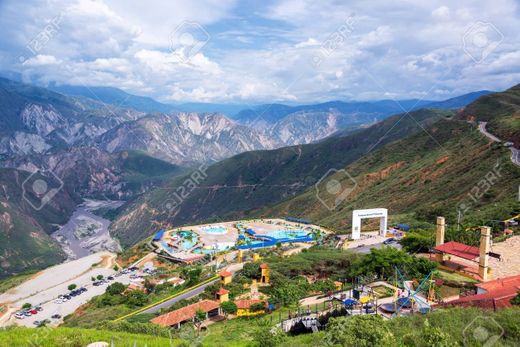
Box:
0;0;519;103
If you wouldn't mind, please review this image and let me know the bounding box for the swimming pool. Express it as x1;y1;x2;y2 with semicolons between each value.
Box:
193;242;235;254
268;229;308;239
200;225;227;235
177;231;198;250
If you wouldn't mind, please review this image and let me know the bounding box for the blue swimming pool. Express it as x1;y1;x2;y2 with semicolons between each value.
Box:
178;231;198;250
237;228;316;249
201;225;227;235
269;229;308;239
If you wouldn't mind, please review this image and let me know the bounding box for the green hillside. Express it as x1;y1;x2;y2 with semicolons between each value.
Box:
259;118;520;230
460;83;520;145
0;169;74;278
110;108;451;246
0;151;184;278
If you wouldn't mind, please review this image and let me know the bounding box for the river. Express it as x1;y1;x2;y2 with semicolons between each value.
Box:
51;199;124;261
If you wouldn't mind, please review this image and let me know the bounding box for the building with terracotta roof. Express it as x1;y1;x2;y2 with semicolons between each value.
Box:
216;288;229;303
151;299;221;328
220;270;232;285
447;275;520;310
235;299;266;317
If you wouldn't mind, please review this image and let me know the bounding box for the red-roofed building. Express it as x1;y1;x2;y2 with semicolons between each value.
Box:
235;299;266;316
220;270;232;285
447;275;520;310
433;241;480;261
151;300;221;328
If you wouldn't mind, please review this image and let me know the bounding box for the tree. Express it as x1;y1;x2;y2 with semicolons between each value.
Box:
419;319;457;347
68;284;77;291
193;309;207;331
252;320;286;347
96;274;104;280
241;262;261;280
91;276;96;282
250;302;266;313
126;290;148;307
22;303;32;310
144;279;155;293
181;266;203;286
107;282;126;296
400;230;434;253
325;315;395;346
113;264;119;271
511;291;520;306
220;301;237;316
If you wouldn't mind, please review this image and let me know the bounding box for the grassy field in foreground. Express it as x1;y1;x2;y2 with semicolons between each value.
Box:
0;327;175;347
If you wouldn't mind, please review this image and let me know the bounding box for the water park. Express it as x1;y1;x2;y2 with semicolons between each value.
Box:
151;218;329;263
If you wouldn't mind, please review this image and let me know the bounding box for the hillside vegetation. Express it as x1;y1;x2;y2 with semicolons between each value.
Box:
110;108;451;246
460;83;520;145
260;118;519;231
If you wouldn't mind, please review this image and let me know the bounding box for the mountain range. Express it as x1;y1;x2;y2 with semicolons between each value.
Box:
0;75;510;277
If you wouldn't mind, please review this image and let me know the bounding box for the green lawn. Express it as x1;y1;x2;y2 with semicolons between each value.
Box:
0;327;175;347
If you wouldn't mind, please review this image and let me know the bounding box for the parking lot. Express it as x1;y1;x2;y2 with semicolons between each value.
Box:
0;252;144;327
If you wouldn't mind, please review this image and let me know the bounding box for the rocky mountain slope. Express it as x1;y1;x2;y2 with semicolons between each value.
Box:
95;112;277;165
235;95;491;146
109;108;451;245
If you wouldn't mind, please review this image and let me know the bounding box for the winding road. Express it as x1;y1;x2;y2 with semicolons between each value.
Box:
478;122;520;166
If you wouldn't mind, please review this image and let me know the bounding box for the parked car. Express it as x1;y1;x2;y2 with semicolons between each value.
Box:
80;287;87;293
51;314;62;319
383;238;396;245
107;276;114;281
23;311;32;317
33;320;41;326
29;309;38;315
54;299;63;304
35;306;43;312
15;312;25;319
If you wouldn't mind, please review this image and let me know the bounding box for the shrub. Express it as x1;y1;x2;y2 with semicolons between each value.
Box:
324;315;395;346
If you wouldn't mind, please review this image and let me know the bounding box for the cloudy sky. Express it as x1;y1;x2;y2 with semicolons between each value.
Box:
1;0;519;103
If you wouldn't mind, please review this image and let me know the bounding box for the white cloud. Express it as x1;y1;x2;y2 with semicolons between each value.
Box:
23;54;61;66
0;0;519;103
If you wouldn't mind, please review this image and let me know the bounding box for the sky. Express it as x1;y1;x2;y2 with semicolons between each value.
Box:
0;0;519;104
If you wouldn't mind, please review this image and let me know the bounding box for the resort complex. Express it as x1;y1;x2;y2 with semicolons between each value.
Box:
150;218;329;263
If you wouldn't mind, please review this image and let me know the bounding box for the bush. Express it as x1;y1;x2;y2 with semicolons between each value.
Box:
68;284;77;291
325;315;395;346
126;290;148;307
107;282;126;296
220;301;237;316
400;230;434;253
250;302;266;313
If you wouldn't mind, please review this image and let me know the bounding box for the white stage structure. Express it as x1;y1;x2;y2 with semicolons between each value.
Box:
351;208;388;240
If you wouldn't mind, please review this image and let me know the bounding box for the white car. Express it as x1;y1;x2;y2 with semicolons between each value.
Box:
54;299;63;304
15;312;25;319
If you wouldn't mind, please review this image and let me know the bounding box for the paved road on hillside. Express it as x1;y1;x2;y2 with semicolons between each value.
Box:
478;122;520;166
142;262;244;314
143;279;219;313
